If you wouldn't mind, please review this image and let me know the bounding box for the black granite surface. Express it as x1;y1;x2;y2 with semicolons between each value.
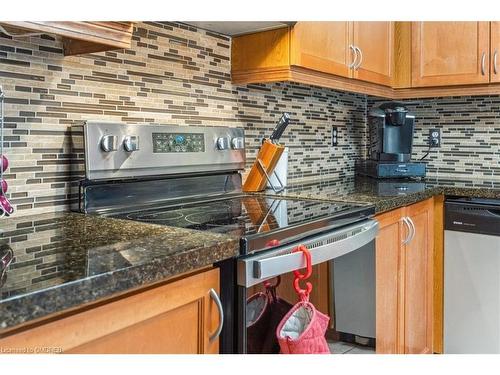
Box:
282;176;500;214
2;175;500;335
0;212;239;334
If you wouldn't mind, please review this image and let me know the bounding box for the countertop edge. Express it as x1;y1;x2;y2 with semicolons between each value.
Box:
0;237;238;335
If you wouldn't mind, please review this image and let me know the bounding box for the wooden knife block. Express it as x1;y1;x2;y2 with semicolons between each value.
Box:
243;139;284;192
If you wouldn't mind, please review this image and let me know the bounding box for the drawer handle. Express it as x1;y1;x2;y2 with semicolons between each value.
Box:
209;288;224;342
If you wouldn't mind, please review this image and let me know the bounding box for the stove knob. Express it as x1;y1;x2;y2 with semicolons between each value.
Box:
100;135;118;152
216;137;229;150
123;135;140;152
231;137;245;150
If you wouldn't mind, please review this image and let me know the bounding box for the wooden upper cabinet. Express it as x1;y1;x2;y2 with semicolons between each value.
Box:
231;27;290;71
290;21;394;85
490;22;500;83
412;22;490;87
0;21;134;56
290;22;352;78
232;21;500;98
231;22;396;93
352;22;394;86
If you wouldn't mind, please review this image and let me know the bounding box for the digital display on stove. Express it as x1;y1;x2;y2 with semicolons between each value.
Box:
152;132;205;153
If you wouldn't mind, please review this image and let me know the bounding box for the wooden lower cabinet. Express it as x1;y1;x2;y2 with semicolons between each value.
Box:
375;198;434;354
375;207;405;353
0;268;222;354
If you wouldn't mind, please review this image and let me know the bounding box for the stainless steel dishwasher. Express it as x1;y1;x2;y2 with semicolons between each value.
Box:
444;197;500;353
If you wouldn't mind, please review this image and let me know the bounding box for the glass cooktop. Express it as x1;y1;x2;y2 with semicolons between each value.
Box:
109;194;374;253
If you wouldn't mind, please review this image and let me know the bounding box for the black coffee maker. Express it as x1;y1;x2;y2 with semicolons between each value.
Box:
357;102;426;178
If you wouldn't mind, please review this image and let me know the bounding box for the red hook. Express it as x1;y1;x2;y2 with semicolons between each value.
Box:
293;245;312;280
292;245;313;299
263;275;281;289
266;239;280;247
293;278;312;301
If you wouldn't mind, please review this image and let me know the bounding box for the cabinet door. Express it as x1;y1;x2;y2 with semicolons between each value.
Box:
291;21;352;78
375;208;405;354
352;22;394;86
412;22;490;87
403;199;434;354
491;22;500;83
0;268;222;354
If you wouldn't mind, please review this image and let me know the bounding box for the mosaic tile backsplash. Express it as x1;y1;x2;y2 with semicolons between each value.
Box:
0;22;367;216
1;21;500;217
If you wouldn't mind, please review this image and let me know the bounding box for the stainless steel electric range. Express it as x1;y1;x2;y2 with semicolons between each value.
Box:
71;121;378;354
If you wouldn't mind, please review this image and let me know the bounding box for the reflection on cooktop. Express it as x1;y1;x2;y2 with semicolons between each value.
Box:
111;195;365;237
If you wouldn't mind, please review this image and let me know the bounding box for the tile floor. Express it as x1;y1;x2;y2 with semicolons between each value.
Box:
328;340;375;354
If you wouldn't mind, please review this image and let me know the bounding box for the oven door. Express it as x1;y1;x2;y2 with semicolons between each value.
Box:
236;219;378;354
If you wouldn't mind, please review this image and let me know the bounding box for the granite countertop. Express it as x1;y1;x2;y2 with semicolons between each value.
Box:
2;174;500;335
0;212;239;335
281;175;500;214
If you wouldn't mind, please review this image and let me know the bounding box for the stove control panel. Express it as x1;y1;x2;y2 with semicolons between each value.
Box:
152;132;205;153
76;121;246;180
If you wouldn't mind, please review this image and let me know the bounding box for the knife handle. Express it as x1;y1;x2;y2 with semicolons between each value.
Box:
270;112;290;143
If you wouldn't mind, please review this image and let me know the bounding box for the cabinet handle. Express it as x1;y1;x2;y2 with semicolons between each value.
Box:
407;217;416;244
354;46;363;70
348;45;358;69
209;288;224;342
402;217;411;245
494;49;498;75
481;52;486;76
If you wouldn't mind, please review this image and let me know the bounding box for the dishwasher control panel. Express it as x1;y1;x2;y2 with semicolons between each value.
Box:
445;198;500;236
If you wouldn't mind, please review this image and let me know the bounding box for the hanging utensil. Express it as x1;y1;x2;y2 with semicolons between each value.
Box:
246;275;294;354
246;239;293;354
275;245;330;354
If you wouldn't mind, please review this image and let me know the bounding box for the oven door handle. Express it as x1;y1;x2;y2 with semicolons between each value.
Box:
237;219;379;288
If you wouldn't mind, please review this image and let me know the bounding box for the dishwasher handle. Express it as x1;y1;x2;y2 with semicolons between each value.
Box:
237;219;378;288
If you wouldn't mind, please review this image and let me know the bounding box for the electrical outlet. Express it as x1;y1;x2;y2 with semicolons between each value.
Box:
429;128;441;148
332;126;338;146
